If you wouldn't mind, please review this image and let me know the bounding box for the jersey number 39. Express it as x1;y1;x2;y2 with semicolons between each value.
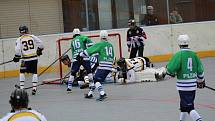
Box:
22;40;34;51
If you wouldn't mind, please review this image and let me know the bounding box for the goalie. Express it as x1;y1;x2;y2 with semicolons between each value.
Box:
115;57;166;84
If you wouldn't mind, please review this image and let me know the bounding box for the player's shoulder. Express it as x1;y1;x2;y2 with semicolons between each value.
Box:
28;110;47;120
0;112;15;121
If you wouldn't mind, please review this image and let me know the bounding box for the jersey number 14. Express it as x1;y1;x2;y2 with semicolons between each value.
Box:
105;46;113;57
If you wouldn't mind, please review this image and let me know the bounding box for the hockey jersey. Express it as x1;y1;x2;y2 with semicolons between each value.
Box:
0;109;47;121
166;48;204;91
15;34;43;61
70;35;93;61
125;57;147;71
85;40;114;71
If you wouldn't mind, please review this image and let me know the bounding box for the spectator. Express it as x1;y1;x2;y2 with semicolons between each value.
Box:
0;89;47;121
170;8;183;24
127;19;147;58
141;6;159;26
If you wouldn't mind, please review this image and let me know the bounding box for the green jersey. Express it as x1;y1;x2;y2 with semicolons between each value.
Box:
85;40;114;70
166;48;204;90
70;35;93;60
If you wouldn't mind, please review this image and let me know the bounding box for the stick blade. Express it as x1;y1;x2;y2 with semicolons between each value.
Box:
42;78;62;84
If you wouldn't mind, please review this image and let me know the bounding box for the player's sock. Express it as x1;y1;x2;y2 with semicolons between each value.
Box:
179;112;186;121
78;81;85;86
87;83;95;96
19;73;25;89
95;82;105;95
189;110;202;121
32;74;38;90
67;75;74;90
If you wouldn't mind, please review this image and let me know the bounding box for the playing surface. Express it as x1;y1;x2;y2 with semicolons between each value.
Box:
0;57;214;121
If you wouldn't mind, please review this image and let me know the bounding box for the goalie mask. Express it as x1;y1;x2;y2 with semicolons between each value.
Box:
19;25;29;34
61;55;71;67
9;89;29;110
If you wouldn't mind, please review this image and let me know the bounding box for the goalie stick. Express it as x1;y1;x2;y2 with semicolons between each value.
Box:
15;71;71;90
0;60;13;66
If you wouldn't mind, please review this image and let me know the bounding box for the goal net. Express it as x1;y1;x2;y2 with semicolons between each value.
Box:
43;33;122;84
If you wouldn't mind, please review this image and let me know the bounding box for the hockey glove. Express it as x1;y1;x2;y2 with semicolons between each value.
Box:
197;80;205;89
76;54;83;63
13;55;21;62
37;48;43;56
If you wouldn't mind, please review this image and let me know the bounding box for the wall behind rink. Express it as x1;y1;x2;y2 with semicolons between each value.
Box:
1;21;215;78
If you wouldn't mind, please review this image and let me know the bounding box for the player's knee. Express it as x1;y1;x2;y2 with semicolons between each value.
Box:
93;77;101;83
180;107;194;113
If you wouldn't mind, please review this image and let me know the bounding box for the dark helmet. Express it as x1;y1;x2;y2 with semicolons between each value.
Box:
128;19;136;26
117;57;126;66
19;25;29;33
9;89;29;109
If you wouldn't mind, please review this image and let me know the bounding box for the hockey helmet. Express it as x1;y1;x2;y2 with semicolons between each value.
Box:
19;25;29;33
61;55;71;67
128;19;136;26
178;34;190;46
117;57;126;67
100;30;108;40
73;28;80;35
9;89;29;109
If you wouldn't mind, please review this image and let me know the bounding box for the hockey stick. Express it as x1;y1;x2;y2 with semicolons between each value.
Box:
0;60;13;66
15;71;71;90
205;85;215;91
38;47;71;77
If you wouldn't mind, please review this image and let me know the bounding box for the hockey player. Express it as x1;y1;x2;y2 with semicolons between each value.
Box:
127;19;147;58
163;34;205;121
0;89;47;121
80;30;114;101
115;56;165;84
13;25;44;95
66;28;94;92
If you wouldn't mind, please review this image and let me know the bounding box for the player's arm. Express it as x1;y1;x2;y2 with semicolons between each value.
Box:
84;36;93;48
126;30;131;52
13;38;21;62
195;55;205;88
84;42;101;56
166;52;181;77
32;35;44;56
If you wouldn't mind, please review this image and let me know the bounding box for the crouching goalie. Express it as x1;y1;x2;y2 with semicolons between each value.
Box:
115;57;166;84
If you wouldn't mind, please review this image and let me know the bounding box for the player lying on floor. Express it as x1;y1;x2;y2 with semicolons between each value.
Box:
61;54;99;89
115;57;166;84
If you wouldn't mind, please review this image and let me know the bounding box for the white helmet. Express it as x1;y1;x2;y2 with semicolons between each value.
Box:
73;28;80;35
178;34;190;46
100;30;108;39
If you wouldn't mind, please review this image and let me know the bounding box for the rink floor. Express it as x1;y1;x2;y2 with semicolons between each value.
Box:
0;57;215;121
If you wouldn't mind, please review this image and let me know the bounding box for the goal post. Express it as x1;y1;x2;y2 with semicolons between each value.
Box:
56;33;123;80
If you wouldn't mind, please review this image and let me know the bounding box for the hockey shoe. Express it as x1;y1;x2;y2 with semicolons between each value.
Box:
32;89;37;95
84;94;93;99
67;88;72;93
96;93;107;101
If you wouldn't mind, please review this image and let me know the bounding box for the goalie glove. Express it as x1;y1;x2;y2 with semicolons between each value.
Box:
197;79;205;89
37;47;43;56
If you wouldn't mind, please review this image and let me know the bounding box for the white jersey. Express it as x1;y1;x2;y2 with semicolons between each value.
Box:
0;109;47;121
15;34;43;61
125;57;146;72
